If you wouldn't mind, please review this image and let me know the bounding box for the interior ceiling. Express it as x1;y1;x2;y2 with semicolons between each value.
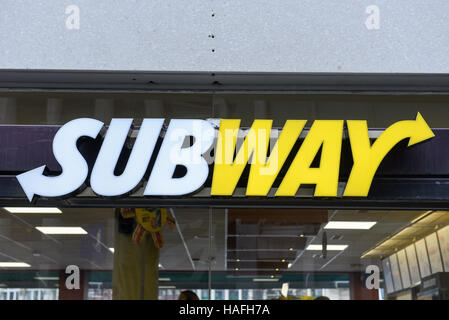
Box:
227;209;327;274
364;210;449;258
0;207;429;276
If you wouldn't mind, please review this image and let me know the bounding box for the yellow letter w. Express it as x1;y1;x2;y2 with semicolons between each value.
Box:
211;119;306;196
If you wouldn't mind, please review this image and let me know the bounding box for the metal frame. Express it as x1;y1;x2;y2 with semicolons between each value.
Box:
2;71;449;93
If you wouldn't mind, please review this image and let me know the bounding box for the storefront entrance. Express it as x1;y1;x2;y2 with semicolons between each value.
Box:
1;92;449;300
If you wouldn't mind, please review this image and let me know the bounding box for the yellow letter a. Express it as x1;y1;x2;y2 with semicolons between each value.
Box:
276;120;344;197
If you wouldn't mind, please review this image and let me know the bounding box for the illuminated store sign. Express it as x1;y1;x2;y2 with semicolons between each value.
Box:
17;113;434;202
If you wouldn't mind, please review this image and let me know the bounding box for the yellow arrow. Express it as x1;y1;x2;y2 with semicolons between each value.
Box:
343;112;434;197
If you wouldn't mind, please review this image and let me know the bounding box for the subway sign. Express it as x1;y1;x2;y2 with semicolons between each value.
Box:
16;113;434;202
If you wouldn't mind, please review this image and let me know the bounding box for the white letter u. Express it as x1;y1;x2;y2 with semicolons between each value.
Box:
90;118;164;196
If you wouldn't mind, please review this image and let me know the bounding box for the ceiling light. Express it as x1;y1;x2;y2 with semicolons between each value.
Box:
159;286;176;289
288;263;292;268
4;207;61;214
158;277;171;282
281;259;286;263
34;277;59;281
35;227;87;235
108;248;114;253
234;268;239;271
289;248;293;251
324;221;377;230
306;244;348;251
275;268;279;271
0;262;31;268
253;278;279;282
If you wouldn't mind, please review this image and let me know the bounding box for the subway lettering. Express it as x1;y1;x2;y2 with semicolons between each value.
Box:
16;113;434;202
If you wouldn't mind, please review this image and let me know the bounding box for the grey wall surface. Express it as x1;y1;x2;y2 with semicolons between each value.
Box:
1;0;448;73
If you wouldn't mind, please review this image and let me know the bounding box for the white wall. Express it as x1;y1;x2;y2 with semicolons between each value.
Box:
1;0;449;73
